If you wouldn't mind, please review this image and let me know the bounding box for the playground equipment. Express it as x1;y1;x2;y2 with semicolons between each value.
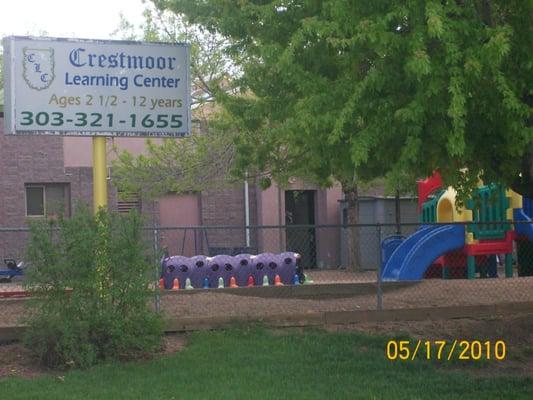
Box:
160;252;303;289
234;254;252;287
209;254;239;288
381;172;533;280
0;258;26;283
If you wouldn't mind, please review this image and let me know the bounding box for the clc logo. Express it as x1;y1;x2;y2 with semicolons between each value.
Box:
22;47;55;90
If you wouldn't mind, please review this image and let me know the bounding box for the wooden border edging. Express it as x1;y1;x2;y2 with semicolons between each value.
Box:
2;302;533;341
324;302;533;325
163;301;533;332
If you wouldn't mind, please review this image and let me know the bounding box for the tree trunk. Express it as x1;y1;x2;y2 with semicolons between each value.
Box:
395;188;401;235
342;181;362;271
511;88;533;198
511;149;533;199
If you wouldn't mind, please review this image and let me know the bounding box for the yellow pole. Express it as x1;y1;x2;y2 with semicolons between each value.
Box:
92;137;108;214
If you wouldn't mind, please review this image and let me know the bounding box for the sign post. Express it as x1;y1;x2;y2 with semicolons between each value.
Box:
2;36;191;214
93;137;107;213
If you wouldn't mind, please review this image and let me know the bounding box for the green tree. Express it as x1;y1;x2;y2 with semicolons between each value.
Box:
113;4;236;108
153;0;531;201
112;112;239;197
111;3;240;196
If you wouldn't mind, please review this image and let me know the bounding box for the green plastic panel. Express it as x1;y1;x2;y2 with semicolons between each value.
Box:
420;190;444;223
467;184;510;240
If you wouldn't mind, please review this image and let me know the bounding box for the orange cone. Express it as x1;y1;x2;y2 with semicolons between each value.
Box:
229;276;238;288
247;276;254;287
274;274;283;286
159;278;165;290
172;278;180;290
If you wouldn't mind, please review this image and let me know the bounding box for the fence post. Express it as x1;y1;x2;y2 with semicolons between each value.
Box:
203;227;210;255
194;228;198;255
153;227;161;314
279;226;283;253
376;224;383;311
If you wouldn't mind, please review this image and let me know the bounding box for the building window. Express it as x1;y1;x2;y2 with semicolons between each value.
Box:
117;192;141;214
25;184;70;217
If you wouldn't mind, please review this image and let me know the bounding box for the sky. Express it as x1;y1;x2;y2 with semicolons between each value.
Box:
0;0;146;40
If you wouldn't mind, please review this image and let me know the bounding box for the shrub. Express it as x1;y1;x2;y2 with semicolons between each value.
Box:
23;206;163;369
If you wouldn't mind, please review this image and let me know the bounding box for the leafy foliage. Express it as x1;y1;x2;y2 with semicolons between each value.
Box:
113;4;236;107
111;3;241;197
154;0;532;200
112;112;238;197
23;207;163;369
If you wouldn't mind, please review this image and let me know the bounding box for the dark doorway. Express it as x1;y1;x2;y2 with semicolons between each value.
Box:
285;190;316;268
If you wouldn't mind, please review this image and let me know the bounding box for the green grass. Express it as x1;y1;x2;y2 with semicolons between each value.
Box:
1;327;532;399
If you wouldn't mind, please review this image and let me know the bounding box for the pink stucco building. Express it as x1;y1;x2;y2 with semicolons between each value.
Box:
0;113;343;267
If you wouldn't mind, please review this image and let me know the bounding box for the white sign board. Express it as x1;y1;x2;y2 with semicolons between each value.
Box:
3;36;190;137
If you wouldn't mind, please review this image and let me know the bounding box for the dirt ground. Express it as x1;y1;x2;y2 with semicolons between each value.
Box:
1;276;533;325
0;333;187;379
158;277;533;319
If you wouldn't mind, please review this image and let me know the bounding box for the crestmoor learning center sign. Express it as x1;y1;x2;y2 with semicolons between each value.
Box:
3;36;191;137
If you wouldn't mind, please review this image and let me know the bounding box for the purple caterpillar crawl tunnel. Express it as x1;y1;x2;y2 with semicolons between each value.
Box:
251;253;273;285
207;255;235;288
233;254;252;286
278;252;301;284
159;252;303;289
188;255;208;289
161;255;189;289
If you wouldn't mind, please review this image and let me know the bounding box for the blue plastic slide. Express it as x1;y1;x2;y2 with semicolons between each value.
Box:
514;208;533;242
381;226;434;280
381;225;465;281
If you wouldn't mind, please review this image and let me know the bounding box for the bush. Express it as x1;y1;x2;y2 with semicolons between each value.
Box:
23;206;163;369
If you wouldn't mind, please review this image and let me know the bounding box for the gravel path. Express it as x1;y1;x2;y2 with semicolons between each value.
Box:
160;277;533;319
2;276;532;327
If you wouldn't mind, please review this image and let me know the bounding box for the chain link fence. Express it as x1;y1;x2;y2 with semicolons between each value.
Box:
1;222;533;325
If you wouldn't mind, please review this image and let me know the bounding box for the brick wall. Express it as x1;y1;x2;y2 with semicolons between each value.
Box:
200;182;258;252
0;118;121;258
0;118;70;258
1;115;258;259
0;133;65;226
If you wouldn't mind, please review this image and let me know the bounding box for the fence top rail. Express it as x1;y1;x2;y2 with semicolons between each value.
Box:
1;220;532;232
145;221;533;230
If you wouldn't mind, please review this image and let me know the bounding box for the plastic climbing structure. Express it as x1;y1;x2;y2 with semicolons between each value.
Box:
159;252;305;290
381;172;533;280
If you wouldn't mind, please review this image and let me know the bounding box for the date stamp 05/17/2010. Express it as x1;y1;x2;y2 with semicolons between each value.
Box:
386;340;507;362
